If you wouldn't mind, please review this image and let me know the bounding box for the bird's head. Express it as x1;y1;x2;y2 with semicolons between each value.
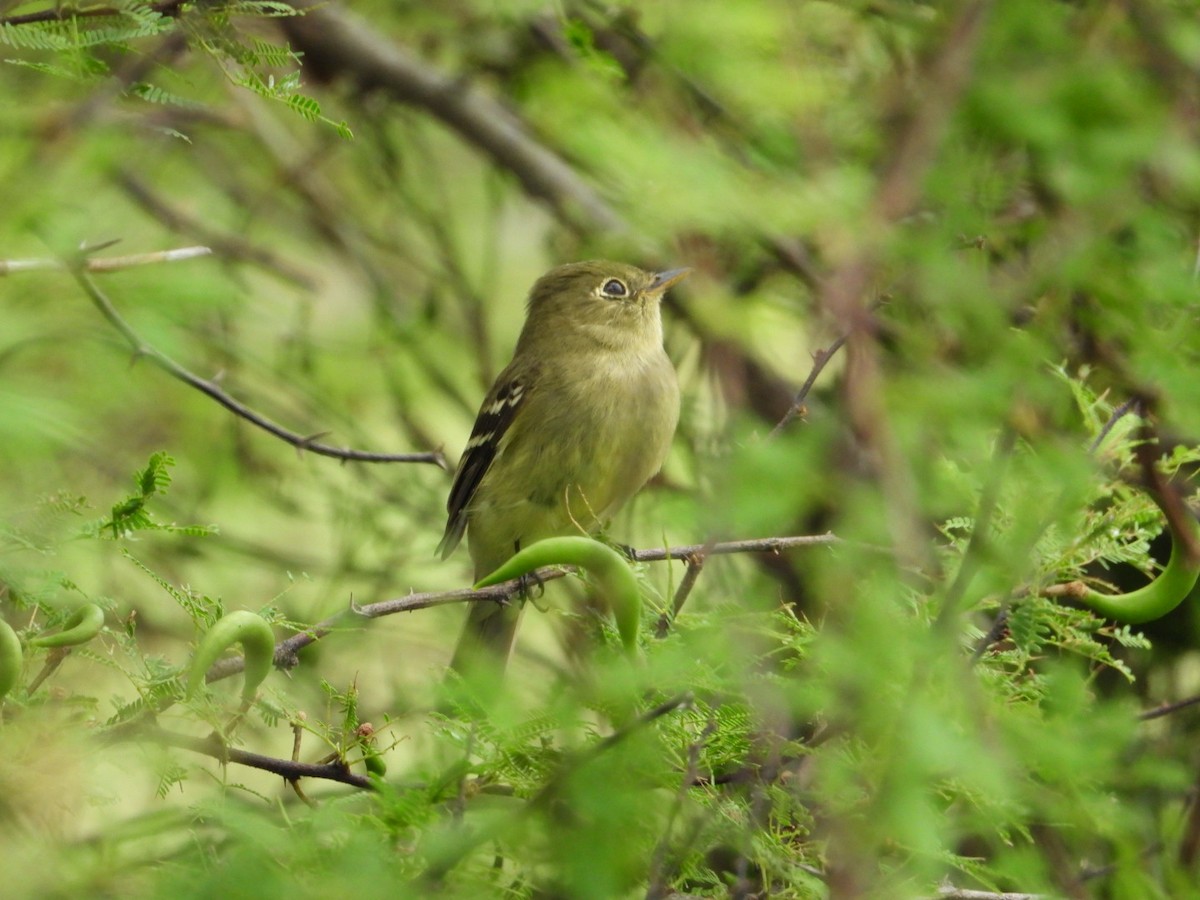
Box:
520;260;690;349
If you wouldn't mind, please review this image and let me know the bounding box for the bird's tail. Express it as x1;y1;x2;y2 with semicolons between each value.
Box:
446;595;522;688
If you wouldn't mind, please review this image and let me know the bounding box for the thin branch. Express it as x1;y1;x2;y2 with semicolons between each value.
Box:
70;267;447;468
280;0;625;236
0;0;186;26
0;245;212;275
969;605;1009;665
1132;419;1200;565
655;552;707;638
935;888;1043;900
206;533;840;682
1088;397;1139;454
126;726;375;791
769;333;848;437
1179;764;1200;866
1137;694;1200;722
630;533;839;563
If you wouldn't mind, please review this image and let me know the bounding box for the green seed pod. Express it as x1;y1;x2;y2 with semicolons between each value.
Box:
474;536;641;652
29;603;105;648
1079;519;1200;624
0;619;22;701
187;611;276;703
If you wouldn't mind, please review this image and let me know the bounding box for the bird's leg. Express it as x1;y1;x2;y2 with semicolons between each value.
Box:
502;539;546;602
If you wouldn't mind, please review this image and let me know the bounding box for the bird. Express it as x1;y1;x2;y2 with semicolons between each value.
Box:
438;259;689;682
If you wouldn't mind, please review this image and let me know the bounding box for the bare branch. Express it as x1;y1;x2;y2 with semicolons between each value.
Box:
0;245;211;275
280;0;625;235
70;267;447;468
769;333;848;438
121;726;375;791
655;552;707;638
629;533;839;563
1138;694;1200;722
935;888;1043;900
205;533;840;682
0;0;186;26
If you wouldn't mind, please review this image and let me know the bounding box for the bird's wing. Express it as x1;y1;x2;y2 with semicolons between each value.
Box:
437;367;531;558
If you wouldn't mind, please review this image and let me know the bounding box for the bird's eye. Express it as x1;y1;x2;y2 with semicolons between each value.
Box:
601;278;628;298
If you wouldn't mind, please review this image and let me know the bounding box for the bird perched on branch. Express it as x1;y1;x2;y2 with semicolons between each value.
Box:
438;260;689;682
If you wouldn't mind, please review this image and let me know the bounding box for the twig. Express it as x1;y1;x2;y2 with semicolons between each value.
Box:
117;726;374;791
935;887;1043;900
1132;420;1200;565
969;606;1010;665
70;267;446;468
0;0;186;26
655;552;708;638
629;533;839;563
1137;694;1200;722
1088;397;1139;454
206;532;841;682
769;334;848;438
25;647;71;694
280;0;625;235
1179;764;1200;866
0;245;212;275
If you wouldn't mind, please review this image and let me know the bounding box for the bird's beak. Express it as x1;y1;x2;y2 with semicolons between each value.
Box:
649;267;692;293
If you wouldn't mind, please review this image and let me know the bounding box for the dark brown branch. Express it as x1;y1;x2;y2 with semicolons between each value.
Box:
129;726;375;791
1088;398;1139;453
0;0;186;26
280;0;624;235
769;334;849;438
71;267;447;468
1137;694;1200;722
206;533;840;682
1132;420;1200;565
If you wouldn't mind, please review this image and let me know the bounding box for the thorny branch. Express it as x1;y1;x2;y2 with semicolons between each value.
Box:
69;264;446;468
205;533;839;682
119;725;375;791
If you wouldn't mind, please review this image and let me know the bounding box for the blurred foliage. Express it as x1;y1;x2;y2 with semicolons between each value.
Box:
2;1;1200;897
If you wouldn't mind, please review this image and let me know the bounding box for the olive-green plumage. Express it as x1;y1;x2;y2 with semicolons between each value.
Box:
439;260;687;681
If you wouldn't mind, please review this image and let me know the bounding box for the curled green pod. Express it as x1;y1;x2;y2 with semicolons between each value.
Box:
187;611;276;703
0;619;22;701
475;536;641;651
1077;519;1200;624
29;603;105;648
